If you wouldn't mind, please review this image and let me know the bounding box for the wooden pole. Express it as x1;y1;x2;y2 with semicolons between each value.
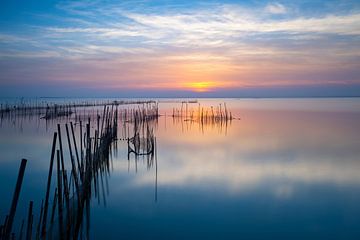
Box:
50;189;57;225
41;132;57;238
57;124;70;233
35;200;44;240
2;215;9;239
56;150;64;240
65;124;80;200
4;159;27;239
70;122;82;181
80;120;84;177
57;124;69;202
25;201;33;240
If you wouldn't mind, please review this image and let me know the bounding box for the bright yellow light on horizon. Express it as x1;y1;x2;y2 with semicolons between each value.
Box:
185;81;220;92
173;60;235;92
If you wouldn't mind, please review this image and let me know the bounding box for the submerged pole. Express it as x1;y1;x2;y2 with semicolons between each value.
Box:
4;158;27;239
70;122;82;181
65;124;80;200
56;150;64;240
25;201;33;240
41;132;57;238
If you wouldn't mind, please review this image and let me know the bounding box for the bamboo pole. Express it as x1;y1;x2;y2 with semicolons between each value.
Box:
70;122;82;181
56;150;64;240
35;199;44;240
50;189;57;225
25;201;33;240
4;159;27;239
65;124;80;201
40;132;57;238
80;120;84;177
57;124;69;201
57;124;70;238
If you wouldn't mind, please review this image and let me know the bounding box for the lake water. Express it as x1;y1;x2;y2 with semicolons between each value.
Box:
1;98;360;239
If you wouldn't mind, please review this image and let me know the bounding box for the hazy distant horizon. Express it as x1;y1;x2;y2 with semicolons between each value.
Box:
1;83;359;98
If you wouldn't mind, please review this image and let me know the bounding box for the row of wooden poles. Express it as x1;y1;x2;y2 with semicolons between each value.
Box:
0;99;156;119
41;105;74;120
0;105;119;240
172;102;233;122
1;101;159;127
121;102;159;123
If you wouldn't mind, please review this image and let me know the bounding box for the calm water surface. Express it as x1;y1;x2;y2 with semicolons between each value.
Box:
1;98;360;239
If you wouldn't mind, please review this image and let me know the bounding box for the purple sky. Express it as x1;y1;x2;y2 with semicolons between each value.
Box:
0;0;359;97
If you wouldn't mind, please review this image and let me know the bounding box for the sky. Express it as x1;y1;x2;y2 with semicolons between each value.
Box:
0;0;359;97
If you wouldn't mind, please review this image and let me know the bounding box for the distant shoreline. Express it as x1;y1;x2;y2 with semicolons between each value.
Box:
0;96;360;100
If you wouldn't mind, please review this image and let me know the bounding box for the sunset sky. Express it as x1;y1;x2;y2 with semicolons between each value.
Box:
0;0;359;97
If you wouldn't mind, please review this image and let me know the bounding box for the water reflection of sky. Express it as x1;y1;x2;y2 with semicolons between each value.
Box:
1;98;360;239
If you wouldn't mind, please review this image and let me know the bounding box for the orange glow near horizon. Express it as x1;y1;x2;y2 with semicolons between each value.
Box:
100;57;351;92
185;82;217;92
173;61;236;92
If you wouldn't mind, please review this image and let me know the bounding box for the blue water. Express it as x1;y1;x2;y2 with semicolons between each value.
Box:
1;98;360;239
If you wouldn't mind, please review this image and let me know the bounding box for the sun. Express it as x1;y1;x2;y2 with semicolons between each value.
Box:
186;82;217;92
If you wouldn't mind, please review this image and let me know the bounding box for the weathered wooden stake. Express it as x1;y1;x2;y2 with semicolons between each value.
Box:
65;124;80;201
35;199;44;239
56;150;64;240
4;159;27;239
70;122;82;181
25;201;33;240
41;132;57;238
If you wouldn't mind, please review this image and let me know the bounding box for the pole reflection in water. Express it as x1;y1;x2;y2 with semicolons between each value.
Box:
1;102;161;239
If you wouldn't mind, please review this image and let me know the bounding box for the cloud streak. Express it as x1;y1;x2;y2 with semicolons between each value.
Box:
0;0;359;96
265;2;287;14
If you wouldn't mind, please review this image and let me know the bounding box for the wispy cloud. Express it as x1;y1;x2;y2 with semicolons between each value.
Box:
0;0;359;94
36;4;360;53
265;2;287;14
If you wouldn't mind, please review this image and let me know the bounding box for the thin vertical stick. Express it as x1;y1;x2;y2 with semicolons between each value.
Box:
36;199;44;240
41;132;57;238
4;158;27;239
25;201;33;240
65;124;80;201
80;120;84;176
57;124;70;236
70;122;82;181
2;215;9;239
57;124;69;203
155;138;158;202
100;105;106;137
56;150;64;240
50;189;57;224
